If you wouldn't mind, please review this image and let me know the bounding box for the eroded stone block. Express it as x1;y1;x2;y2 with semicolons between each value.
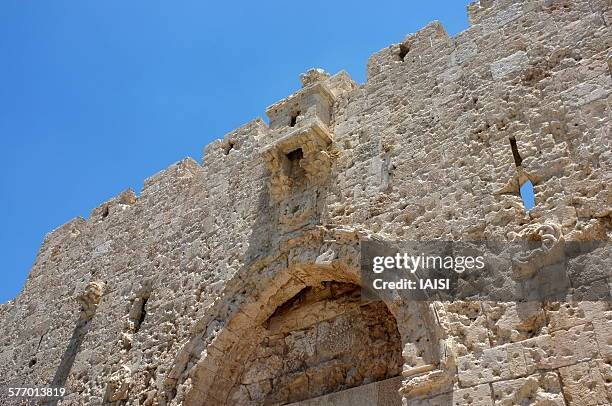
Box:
457;342;527;387
559;361;609;405
492;372;565;405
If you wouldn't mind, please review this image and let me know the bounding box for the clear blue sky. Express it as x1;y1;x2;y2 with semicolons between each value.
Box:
0;0;473;303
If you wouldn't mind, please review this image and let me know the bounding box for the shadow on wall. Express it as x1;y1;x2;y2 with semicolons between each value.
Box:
43;318;92;406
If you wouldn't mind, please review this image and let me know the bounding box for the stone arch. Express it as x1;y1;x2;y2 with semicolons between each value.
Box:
162;226;453;405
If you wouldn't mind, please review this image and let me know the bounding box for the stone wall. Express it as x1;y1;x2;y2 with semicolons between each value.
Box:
0;0;610;405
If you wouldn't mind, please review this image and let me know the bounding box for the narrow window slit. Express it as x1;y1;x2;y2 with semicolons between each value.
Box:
289;111;300;127
134;296;149;333
520;180;536;210
399;43;410;61
509;136;523;167
223;140;235;155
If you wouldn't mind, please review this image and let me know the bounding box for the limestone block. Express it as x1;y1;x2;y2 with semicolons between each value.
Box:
590;310;612;361
416;384;494;405
483;302;546;345
457;342;527;387
287;377;400;406
492;372;565;405
490;51;528;81
522;324;599;371
596;359;612;401
559;361;610;405
76;281;105;320
377;376;403;406
452;384;495;406
544;302;588;333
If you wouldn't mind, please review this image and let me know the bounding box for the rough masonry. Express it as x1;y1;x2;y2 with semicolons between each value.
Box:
1;0;611;405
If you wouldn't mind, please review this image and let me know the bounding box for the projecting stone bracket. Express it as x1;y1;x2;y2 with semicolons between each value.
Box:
260;118;334;202
77;281;106;320
510;222;565;280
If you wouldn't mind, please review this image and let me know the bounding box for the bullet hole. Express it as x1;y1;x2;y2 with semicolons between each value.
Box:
290;111;300;127
101;206;109;219
508;136;523;167
223;140;235;155
399;43;410;61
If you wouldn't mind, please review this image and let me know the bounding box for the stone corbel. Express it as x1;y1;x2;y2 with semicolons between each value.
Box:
510;222;565;280
77;281;105;320
260;118;334;202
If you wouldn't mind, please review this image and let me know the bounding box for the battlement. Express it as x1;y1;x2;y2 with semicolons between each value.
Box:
141;157;201;197
89;189;138;223
32;0;609;272
41;216;87;248
467;0;524;25
42;0;570;239
265;69;357;131
366;21;451;82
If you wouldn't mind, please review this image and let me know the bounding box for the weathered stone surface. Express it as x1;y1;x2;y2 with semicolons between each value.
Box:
559;361;610;405
522;324;599;371
412;384;493;405
286;376;402;406
0;0;610;405
457;342;527;387
492;372;565;405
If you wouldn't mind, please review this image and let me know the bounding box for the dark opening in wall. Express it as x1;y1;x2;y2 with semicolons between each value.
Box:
228;282;403;404
289;111;300;127
101;206;109;219
520;180;536;210
286;148;303;162
509;136;523;167
285;148;305;180
399;43;410;61
134;296;149;333
223;140;235;155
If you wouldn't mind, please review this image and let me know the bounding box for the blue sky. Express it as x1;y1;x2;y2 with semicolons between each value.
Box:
0;0;473;303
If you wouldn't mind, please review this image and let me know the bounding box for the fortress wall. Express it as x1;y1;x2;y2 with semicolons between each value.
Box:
326;0;610;241
0;0;610;404
0;116;279;403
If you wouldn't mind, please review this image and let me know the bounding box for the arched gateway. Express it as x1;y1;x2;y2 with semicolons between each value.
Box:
162;226;456;405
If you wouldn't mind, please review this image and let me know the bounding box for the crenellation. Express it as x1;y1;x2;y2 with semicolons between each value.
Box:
88;188;138;224
40;216;87;250
141;157;201;198
366;21;452;84
467;0;525;27
28;216;89;281
203;118;269;172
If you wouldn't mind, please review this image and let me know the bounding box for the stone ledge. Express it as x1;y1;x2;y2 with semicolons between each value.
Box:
286;376;402;406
